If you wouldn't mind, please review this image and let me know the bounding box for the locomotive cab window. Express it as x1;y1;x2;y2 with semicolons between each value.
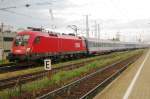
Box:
15;35;30;46
34;36;41;44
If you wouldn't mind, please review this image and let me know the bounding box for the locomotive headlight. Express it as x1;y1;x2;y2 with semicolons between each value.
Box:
26;48;31;52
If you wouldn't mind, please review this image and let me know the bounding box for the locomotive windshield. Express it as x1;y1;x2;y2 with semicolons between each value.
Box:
14;35;30;46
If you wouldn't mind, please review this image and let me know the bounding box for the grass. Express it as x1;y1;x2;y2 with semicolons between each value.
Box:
0;60;2;64
0;60;10;65
0;67;45;79
0;49;145;99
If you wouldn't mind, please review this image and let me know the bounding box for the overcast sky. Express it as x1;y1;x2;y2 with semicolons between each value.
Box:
0;0;150;42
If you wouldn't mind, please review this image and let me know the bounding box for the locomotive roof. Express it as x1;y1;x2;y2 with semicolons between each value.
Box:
17;30;83;40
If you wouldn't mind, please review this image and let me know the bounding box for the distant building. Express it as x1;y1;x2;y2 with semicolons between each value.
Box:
0;23;16;59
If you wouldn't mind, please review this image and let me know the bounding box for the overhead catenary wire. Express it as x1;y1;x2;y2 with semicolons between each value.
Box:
0;2;51;10
1;9;35;18
0;1;52;19
0;9;51;21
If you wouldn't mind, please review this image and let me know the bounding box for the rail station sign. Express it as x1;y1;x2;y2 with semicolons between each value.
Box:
44;59;51;70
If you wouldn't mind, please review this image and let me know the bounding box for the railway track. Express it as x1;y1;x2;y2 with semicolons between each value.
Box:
0;52;113;74
0;63;15;67
0;50;130;74
0;54;116;90
0;62;36;74
37;53;141;99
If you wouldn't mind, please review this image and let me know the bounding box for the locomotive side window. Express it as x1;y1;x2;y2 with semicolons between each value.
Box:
34;37;41;44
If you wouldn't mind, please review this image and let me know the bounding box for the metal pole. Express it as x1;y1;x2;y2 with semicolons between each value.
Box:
97;24;100;39
49;9;56;31
95;20;97;38
1;23;4;60
75;26;77;36
86;15;89;38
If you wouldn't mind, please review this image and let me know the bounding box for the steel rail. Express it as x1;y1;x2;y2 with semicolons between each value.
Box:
37;54;140;99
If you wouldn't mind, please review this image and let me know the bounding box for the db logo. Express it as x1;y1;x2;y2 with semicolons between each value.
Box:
44;59;51;70
75;43;80;48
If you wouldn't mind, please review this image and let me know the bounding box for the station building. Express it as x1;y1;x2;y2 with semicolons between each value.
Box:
0;23;16;60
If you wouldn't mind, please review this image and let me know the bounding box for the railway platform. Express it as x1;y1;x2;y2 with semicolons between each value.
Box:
94;49;150;99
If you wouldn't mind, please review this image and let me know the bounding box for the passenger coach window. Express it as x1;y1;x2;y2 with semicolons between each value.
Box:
34;37;41;44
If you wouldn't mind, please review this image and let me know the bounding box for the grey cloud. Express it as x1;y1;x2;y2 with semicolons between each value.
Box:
98;19;150;30
0;0;75;28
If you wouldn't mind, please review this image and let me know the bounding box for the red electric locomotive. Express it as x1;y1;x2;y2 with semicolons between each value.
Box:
8;29;87;62
8;28;147;62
